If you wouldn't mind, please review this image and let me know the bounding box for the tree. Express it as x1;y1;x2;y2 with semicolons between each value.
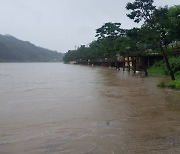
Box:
96;22;124;39
147;7;176;80
126;0;176;80
126;0;156;23
168;5;180;41
126;27;151;75
95;22;125;60
88;40;105;60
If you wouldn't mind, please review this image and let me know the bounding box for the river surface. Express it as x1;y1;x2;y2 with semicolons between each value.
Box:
0;63;180;154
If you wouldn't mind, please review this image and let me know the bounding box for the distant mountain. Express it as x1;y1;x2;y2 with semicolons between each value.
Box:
0;34;64;62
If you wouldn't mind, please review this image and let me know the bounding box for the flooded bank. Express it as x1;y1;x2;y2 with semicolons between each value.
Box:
0;63;180;154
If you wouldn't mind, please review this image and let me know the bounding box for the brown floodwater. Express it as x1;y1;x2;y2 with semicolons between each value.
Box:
0;63;180;154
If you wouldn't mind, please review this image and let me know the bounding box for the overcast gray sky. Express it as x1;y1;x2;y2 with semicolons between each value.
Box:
0;0;179;53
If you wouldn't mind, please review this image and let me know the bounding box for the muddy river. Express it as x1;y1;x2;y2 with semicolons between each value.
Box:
0;63;180;154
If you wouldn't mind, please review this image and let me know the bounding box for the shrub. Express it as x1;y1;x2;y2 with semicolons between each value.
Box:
169;56;180;74
175;71;180;78
149;56;180;76
167;80;180;88
157;81;166;88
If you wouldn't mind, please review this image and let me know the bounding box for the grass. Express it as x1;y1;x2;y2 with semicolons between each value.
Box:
148;67;166;76
157;80;180;89
148;58;180;89
157;81;166;88
168;80;180;88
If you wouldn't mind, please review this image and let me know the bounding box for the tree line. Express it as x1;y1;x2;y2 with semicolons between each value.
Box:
63;0;180;80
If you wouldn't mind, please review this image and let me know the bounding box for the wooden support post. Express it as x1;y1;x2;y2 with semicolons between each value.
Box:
128;56;130;72
123;57;125;72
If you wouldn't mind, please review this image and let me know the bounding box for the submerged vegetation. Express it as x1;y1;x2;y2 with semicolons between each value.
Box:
157;80;180;89
64;0;180;84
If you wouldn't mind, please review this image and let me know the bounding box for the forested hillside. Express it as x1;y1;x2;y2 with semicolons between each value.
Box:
0;34;64;62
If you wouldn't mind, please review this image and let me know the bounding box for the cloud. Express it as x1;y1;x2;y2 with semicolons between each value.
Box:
0;0;179;53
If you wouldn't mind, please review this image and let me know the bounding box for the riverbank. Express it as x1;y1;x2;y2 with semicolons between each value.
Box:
68;57;180;89
147;58;180;89
157;80;180;89
72;59;180;89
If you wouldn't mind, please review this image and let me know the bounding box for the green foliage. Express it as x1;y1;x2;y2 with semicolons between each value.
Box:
0;34;63;62
157;80;180;89
157;81;166;88
168;5;180;40
63;46;87;63
95;22;125;58
126;0;178;80
175;71;180;78
169;56;180;74
167;80;180;88
115;36;131;55
63;22;128;63
148;56;180;76
64;1;179;81
126;0;156;23
95;22;124;39
148;66;166;76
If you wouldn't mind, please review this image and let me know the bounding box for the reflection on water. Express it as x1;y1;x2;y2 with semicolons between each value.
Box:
0;63;180;154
